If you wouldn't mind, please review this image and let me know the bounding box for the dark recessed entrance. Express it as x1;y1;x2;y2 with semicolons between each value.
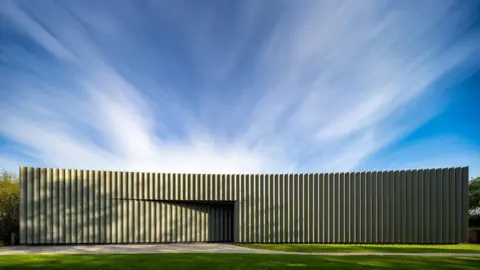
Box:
159;200;234;243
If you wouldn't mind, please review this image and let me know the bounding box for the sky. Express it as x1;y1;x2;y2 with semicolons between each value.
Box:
1;0;480;177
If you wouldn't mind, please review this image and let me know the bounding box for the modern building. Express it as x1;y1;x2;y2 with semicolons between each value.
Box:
19;166;469;245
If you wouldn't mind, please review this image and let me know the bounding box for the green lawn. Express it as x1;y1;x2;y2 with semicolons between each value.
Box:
0;254;479;270
239;244;480;254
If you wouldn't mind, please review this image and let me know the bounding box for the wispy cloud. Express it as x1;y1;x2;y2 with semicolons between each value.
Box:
361;135;480;177
1;0;479;173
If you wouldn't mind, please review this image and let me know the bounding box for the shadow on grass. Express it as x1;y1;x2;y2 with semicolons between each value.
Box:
0;254;480;270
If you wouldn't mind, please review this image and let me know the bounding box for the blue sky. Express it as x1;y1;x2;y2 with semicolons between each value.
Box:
1;0;480;177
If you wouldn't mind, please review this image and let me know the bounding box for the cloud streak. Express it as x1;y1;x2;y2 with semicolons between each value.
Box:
1;0;479;174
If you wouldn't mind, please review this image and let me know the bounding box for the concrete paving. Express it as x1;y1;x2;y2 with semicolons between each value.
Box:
0;244;258;255
1;244;480;256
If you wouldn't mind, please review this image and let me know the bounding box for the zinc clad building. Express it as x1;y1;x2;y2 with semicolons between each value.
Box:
19;166;469;245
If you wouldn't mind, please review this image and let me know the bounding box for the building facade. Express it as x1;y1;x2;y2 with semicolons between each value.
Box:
19;166;469;245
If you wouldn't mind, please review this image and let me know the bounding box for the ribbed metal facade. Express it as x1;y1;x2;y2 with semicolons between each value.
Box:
19;166;469;244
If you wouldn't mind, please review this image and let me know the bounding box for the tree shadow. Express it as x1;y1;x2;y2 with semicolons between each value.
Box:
1;254;480;270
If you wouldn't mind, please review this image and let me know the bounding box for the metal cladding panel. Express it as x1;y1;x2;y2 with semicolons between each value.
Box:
20;166;468;244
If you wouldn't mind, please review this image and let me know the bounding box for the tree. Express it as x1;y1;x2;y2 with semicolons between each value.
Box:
0;170;20;245
469;176;480;215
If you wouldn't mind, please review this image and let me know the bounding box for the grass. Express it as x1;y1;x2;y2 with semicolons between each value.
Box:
0;254;479;270
239;244;480;254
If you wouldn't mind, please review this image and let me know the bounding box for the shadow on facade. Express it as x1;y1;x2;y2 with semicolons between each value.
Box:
160;200;235;243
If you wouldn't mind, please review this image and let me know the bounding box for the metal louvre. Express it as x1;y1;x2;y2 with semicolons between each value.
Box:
19;166;468;244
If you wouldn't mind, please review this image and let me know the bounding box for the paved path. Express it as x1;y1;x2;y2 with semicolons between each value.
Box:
1;244;480;256
0;244;254;255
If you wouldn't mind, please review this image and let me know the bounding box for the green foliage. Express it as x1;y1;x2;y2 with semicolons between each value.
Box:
0;170;20;245
469;176;480;215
